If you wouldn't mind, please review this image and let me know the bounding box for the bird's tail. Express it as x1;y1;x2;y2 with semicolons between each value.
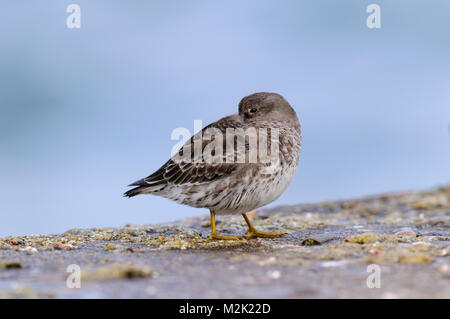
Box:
123;186;148;198
124;177;167;197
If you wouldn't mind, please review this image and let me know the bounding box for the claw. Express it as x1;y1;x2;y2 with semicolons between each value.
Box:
208;209;243;241
244;230;285;239
242;212;285;239
207;233;244;241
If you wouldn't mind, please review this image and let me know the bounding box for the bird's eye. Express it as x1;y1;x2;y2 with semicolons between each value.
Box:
250;108;258;113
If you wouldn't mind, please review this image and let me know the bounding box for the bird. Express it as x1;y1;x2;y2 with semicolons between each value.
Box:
125;92;301;240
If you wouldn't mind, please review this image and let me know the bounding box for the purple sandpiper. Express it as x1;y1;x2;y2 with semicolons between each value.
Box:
125;92;301;240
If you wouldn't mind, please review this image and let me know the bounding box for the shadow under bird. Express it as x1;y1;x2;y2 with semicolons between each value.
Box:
125;92;301;240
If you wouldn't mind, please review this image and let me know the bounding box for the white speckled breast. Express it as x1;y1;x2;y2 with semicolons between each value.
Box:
159;125;301;215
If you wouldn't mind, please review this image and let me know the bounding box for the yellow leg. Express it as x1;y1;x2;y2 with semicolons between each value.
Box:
207;210;243;240
242;212;285;238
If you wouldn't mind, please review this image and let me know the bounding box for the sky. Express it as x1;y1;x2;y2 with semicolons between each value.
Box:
0;1;449;236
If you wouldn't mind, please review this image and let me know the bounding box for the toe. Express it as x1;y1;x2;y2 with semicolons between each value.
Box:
244;231;285;239
208;234;244;241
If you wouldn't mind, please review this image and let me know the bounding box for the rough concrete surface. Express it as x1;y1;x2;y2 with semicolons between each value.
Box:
0;186;449;298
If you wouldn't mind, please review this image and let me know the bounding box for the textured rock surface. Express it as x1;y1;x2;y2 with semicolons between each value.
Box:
0;186;449;298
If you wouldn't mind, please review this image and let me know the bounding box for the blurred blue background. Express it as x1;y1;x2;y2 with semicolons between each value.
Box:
1;1;449;237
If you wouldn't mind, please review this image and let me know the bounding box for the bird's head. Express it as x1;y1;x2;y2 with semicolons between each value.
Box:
238;92;298;124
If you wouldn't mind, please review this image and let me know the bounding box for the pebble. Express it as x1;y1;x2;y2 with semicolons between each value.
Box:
301;238;321;246
19;246;38;254
366;247;380;255
0;261;22;269
53;242;77;250
394;228;417;237
268;270;281;279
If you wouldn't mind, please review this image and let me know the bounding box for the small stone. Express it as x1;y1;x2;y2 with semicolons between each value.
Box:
344;233;381;244
105;243;117;251
366;247;379;255
201;221;211;227
53;242;77;250
82;264;154;281
19;246;38;254
0;261;22;269
301;238;321;246
268;270;281;279
394;228;416;237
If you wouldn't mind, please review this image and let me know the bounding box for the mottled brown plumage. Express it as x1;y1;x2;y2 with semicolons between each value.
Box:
125;92;301;239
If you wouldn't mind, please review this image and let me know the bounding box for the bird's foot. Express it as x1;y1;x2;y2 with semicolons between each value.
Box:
207;233;244;241
244;229;285;239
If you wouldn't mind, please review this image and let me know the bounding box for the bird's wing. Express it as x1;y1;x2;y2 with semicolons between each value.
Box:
125;115;244;196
